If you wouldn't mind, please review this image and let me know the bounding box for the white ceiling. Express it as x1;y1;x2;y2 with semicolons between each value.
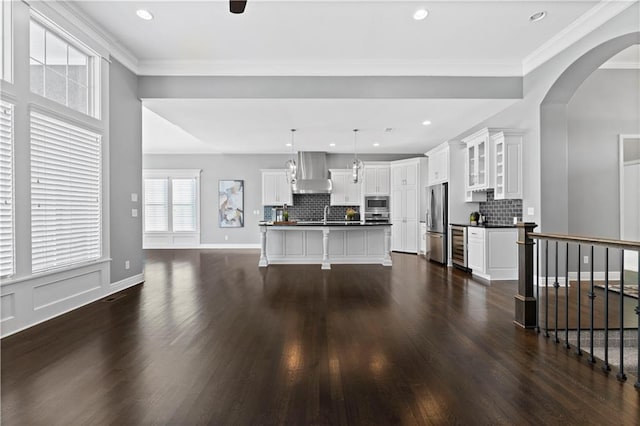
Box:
67;1;631;155
71;0;600;76
142;98;517;154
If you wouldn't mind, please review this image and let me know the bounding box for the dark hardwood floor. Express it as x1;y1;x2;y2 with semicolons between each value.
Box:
2;250;640;425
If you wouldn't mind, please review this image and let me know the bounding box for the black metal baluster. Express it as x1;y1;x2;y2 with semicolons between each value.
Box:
617;250;627;382
535;239;540;334
602;248;610;372
544;240;550;338
635;254;640;389
576;245;582;356
588;245;596;364
564;242;570;349
554;241;560;343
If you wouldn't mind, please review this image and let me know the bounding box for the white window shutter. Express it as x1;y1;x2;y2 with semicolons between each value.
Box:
0;101;14;277
30;111;102;273
144;178;168;232
172;178;196;232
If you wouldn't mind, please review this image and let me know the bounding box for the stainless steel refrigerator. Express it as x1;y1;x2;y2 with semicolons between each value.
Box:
426;183;448;264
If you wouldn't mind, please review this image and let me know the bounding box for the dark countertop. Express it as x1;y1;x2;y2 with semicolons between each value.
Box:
450;223;516;229
259;221;392;227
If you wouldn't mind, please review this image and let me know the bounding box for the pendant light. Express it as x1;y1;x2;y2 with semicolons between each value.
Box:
352;129;363;183
285;129;297;184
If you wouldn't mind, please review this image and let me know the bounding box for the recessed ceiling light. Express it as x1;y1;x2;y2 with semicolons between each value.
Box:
136;9;154;20
286;143;292;147
413;9;429;21
329;143;336;147
529;11;546;22
373;143;380;147
422;120;432;126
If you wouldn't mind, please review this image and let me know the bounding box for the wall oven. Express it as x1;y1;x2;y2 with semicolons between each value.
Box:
364;196;389;223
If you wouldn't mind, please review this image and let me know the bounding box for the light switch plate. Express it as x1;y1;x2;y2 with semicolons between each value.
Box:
132;208;138;217
527;207;534;216
131;193;138;202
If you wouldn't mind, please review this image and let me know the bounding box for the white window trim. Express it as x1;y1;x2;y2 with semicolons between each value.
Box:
1;0;13;83
143;169;201;249
29;10;102;120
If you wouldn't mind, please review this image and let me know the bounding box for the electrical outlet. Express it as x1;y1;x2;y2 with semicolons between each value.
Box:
527;207;534;216
225;235;229;241
125;260;130;270
583;256;589;264
132;208;138;217
131;193;138;202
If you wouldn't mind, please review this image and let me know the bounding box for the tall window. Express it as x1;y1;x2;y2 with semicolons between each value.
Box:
29;18;97;117
0;101;13;277
143;171;199;234
1;0;12;82
30;111;102;273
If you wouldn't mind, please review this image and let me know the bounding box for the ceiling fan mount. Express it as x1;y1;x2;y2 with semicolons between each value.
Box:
230;0;247;14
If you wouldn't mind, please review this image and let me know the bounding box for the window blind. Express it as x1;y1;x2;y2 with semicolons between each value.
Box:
172;178;196;232
30;111;101;273
0;101;13;277
144;178;168;232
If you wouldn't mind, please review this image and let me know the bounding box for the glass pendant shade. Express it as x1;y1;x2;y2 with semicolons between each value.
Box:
285;129;297;184
352;129;362;183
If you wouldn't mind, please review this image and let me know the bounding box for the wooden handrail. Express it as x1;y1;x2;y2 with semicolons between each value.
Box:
530;232;640;251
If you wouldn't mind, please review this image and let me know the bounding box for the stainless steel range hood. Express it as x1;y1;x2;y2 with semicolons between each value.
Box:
291;152;332;194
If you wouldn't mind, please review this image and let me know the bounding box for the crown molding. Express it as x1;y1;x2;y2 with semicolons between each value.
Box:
599;60;640;69
43;1;139;74
137;59;523;77
522;0;637;76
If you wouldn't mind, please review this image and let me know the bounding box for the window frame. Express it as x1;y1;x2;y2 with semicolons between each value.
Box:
143;170;201;248
1;0;12;83
28;13;100;119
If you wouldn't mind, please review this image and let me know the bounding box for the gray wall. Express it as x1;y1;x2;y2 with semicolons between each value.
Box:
568;69;640;240
109;59;144;282
143;153;416;245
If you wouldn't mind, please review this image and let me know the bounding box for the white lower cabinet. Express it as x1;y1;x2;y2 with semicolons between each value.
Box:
467;227;518;280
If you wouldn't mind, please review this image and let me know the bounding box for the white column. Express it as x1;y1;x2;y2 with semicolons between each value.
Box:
321;228;331;270
383;226;392;266
258;226;268;267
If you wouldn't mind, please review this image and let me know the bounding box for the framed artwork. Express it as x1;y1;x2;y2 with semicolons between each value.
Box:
219;180;244;228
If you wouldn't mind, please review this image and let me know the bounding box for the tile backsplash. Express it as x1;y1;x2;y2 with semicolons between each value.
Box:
478;190;523;226
263;194;359;221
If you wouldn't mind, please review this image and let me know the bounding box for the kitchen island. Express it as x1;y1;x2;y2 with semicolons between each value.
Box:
258;222;392;269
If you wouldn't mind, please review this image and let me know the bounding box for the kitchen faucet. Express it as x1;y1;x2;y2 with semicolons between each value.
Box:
323;205;330;225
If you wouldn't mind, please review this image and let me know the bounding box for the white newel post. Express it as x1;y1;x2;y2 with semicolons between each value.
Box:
259;226;268;267
383;227;392;266
322;228;331;270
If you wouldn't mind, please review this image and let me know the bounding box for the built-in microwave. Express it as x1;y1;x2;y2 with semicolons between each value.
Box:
364;196;389;213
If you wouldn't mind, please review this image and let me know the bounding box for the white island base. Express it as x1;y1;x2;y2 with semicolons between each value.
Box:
259;225;392;269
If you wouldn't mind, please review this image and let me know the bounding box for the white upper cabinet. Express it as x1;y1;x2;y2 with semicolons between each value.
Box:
262;170;293;206
426;145;449;185
463;129;492;192
330;169;362;206
363;163;390;196
492;130;524;200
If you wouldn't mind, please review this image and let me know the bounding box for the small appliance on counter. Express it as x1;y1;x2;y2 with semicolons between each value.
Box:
426;183;448;264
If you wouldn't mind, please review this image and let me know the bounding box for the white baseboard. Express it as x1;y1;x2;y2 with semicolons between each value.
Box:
110;273;145;291
537;271;622;287
144;244;260;249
